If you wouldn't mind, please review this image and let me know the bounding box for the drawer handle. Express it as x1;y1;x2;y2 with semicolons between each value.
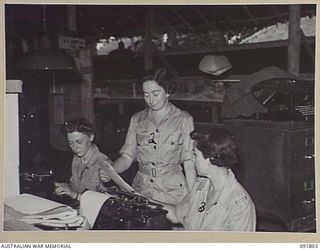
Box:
302;198;315;205
304;154;314;159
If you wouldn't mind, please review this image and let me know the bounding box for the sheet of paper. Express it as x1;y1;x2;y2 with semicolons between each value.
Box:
79;190;113;228
5;193;69;215
98;159;134;193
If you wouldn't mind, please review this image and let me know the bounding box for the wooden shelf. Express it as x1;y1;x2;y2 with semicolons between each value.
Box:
94;94;222;105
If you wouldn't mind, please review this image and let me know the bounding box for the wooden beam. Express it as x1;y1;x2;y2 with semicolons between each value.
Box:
288;5;301;76
221;8;235;27
115;19;129;33
128;14;142;30
155;11;179;36
192;6;216;30
79;49;95;124
86;7;315;38
152;46;179;78
67;5;77;32
272;5;315;64
170;6;194;31
243;6;258;26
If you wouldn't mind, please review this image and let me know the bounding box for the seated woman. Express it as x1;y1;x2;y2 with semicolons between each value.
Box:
54;117;114;201
162;128;256;231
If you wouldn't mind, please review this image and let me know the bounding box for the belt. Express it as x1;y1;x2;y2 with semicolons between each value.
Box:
138;163;180;177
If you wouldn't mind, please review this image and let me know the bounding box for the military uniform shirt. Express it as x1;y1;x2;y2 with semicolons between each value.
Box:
70;144;113;194
175;170;256;231
120;103;194;205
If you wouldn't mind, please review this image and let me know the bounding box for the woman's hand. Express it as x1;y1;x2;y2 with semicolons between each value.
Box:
98;168;112;182
54;182;77;199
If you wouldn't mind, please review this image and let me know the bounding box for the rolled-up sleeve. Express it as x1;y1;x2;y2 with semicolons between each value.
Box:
180;115;194;163
119;115;138;160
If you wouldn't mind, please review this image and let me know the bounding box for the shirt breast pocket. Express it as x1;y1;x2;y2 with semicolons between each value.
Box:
163;133;183;162
136;133;150;147
165;133;183;146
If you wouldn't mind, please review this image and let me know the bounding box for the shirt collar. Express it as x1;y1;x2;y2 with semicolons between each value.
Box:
139;102;182;122
78;144;98;166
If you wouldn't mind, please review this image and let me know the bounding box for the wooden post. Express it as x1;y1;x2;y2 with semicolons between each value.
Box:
211;106;219;124
67;5;77;32
288;5;301;76
144;7;153;70
79;49;95;124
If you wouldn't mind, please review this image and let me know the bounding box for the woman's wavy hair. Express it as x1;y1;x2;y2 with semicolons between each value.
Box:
191;128;238;168
60;117;94;137
140;68;177;95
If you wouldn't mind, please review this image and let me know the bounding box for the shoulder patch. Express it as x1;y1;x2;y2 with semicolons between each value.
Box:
196;178;208;191
235;195;248;204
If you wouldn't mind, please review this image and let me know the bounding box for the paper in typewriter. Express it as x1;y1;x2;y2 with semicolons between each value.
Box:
80;190;113;228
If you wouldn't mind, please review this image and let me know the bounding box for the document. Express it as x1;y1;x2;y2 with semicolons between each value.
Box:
5;193;70;215
80;190;113;228
5;193;85;229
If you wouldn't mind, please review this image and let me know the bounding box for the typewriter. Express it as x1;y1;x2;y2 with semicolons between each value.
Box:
20;170;168;230
222;66;314;121
93;186;168;230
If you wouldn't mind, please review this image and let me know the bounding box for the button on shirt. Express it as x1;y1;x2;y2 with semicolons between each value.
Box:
70;144;113;194
175;171;256;231
120;103;194;205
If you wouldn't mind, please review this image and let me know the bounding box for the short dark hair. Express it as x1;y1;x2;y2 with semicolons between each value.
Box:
60;117;94;137
191;128;238;168
141;68;176;95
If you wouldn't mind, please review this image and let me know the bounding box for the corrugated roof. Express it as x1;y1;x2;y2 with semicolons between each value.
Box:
240;16;316;44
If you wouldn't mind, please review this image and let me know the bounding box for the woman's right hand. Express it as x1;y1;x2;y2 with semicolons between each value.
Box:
54;182;77;199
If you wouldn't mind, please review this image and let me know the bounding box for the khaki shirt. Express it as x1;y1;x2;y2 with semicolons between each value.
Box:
175;171;256;231
120;103;194;205
70;144;113;194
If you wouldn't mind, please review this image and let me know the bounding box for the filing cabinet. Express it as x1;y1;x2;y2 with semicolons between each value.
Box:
196;119;315;232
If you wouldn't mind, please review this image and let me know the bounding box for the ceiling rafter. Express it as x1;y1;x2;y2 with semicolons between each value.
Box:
169;6;195;32
192;6;216;31
128;13;142;28
113;18;129;34
221;8;235;28
154;10;180;36
41;5;315;41
243;6;258;26
271;5;287;22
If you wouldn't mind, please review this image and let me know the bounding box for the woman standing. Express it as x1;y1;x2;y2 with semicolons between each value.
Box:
100;68;196;205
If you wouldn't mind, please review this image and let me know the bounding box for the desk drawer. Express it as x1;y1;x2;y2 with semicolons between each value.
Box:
289;176;315;219
288;129;314;176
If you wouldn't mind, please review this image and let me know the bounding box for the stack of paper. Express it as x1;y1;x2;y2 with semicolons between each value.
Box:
5;193;85;229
